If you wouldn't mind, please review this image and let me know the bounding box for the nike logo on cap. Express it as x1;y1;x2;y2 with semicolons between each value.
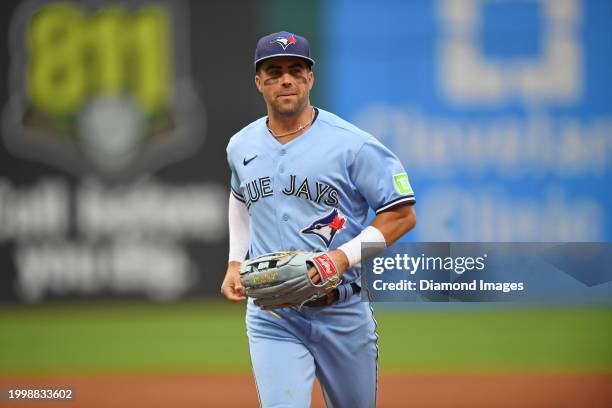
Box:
243;155;258;166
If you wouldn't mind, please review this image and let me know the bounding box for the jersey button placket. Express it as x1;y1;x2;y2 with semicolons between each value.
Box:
274;147;287;247
278;149;286;174
277;148;288;225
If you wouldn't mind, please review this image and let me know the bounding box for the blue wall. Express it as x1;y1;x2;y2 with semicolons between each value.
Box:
323;0;612;242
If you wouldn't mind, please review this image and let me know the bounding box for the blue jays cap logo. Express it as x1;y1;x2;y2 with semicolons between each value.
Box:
270;33;297;50
301;208;346;248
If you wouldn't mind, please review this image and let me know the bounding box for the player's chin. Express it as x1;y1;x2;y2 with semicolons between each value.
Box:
274;101;300;115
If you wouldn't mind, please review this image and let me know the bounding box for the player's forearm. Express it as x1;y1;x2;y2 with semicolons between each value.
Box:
370;205;416;245
338;205;416;268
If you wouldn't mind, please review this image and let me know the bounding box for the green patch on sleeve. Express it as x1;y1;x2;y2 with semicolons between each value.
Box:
393;173;413;195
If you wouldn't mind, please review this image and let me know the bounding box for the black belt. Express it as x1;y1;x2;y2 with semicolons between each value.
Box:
303;282;361;307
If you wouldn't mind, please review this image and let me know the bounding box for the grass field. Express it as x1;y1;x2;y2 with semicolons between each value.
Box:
1;301;611;375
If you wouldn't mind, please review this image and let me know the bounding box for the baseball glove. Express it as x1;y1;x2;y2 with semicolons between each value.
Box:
240;251;341;309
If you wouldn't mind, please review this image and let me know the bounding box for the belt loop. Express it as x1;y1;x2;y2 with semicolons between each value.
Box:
337;284;348;303
338;282;360;303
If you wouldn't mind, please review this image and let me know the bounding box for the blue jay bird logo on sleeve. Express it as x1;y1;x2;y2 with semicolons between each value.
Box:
301;208;346;248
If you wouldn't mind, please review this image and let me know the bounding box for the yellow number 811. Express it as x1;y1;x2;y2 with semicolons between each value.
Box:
27;3;171;117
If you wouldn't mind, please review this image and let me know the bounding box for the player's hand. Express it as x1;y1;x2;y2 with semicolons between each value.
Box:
308;249;349;284
220;261;246;302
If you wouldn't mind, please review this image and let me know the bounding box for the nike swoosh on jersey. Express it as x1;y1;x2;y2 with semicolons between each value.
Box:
243;155;258;166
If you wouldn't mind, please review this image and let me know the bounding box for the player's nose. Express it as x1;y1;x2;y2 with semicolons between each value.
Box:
280;72;294;87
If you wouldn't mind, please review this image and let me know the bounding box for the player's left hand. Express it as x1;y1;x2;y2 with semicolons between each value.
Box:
221;261;247;302
309;249;349;284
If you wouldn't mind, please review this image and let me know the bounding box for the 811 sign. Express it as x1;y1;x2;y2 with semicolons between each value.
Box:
27;3;171;117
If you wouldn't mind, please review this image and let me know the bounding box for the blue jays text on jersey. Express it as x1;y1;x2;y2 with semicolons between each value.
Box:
226;108;415;281
242;174;340;209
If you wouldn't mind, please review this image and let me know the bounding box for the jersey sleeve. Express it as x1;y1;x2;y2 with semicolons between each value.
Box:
348;137;415;214
227;147;246;203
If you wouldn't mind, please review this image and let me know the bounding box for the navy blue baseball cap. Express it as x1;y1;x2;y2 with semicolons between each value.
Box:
254;31;315;69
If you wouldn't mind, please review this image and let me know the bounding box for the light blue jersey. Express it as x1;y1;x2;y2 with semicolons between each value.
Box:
227;108;415;282
227;108;415;407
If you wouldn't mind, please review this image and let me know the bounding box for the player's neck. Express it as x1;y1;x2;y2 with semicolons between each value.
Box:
267;105;314;144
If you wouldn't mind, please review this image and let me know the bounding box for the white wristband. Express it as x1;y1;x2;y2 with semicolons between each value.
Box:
338;226;387;268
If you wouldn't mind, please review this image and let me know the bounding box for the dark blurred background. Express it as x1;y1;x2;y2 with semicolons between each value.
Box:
1;0;610;304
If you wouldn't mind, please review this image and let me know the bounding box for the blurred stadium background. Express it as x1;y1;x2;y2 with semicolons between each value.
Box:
0;0;610;407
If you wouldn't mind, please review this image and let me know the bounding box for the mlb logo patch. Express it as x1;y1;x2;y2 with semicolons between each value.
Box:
313;254;338;280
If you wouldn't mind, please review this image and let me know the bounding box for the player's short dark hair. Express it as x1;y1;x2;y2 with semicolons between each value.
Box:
255;59;313;74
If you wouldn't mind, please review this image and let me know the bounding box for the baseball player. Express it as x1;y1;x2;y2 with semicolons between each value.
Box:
220;31;416;407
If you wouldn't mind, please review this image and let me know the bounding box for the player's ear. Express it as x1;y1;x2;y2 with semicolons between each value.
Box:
255;75;263;93
307;70;314;91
